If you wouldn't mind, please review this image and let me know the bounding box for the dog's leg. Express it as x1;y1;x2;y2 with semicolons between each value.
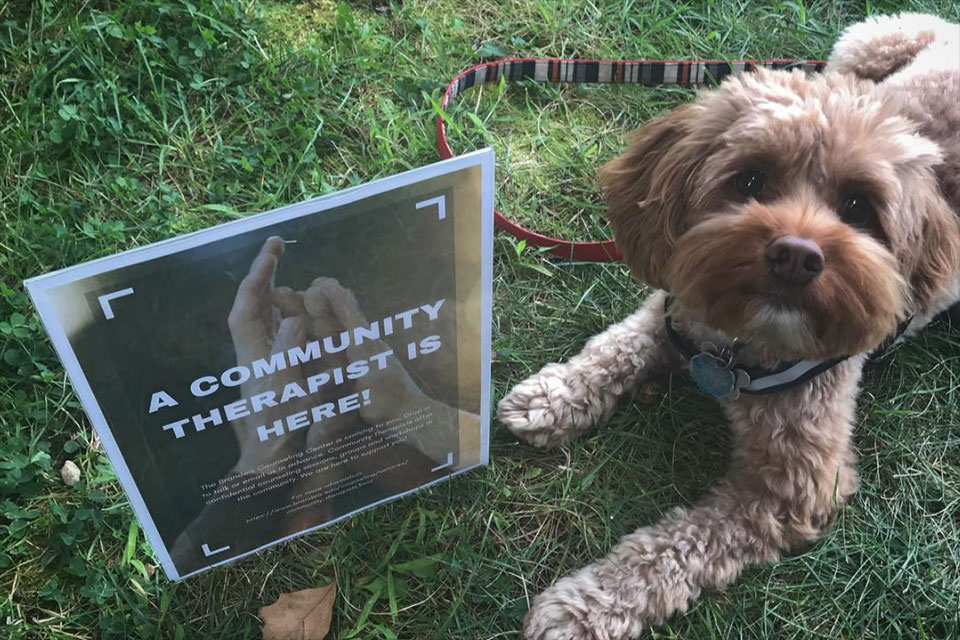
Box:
523;362;863;640
498;290;674;449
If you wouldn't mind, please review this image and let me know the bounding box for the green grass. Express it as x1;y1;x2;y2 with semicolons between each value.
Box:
2;0;960;638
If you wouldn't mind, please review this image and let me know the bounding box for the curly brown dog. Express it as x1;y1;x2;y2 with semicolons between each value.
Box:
498;13;960;640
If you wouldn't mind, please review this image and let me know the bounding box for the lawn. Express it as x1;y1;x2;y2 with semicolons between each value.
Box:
2;0;959;638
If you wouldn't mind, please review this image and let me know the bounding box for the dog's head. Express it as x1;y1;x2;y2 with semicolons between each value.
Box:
602;68;959;360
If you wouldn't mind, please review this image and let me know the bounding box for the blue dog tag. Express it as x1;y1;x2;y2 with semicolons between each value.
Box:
690;351;749;400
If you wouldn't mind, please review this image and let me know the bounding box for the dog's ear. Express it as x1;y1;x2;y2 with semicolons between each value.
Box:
600;104;704;288
909;189;960;310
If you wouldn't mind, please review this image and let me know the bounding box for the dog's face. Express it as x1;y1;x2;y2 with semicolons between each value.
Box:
603;69;960;360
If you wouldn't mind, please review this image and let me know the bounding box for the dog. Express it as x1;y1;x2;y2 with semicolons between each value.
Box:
498;13;960;640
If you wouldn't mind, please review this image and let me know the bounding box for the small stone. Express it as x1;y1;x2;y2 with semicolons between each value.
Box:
60;460;81;486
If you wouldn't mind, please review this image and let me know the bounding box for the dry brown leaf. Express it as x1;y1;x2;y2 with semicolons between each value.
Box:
259;582;336;640
634;381;662;406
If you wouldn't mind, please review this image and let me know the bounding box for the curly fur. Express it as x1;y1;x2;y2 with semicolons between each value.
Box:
499;13;960;640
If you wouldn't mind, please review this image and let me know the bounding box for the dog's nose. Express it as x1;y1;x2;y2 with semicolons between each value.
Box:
765;235;824;286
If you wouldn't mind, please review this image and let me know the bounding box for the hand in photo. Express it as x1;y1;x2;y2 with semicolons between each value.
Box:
226;236;379;470
301;277;476;466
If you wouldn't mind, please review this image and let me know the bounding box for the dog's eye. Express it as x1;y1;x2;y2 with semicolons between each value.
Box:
733;170;765;197
840;194;875;227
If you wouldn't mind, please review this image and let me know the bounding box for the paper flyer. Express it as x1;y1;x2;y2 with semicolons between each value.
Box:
25;149;494;580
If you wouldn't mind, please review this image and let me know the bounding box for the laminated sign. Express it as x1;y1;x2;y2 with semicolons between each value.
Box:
26;150;494;580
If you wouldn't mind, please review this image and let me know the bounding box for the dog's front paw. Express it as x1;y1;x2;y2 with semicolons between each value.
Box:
524;597;596;640
523;576;608;640
498;364;598;449
524;610;597;640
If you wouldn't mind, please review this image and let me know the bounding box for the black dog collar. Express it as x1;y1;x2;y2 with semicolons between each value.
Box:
664;296;911;400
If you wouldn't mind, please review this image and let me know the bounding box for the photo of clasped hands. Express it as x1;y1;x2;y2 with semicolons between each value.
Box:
172;234;470;564
225;235;469;476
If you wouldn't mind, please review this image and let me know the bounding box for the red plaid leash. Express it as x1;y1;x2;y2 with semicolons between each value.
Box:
436;57;826;262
